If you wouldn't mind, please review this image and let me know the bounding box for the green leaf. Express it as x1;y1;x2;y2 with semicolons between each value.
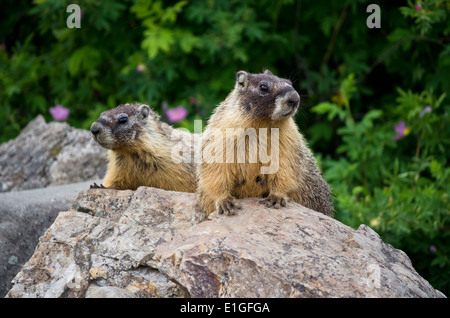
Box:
430;160;442;179
311;102;346;121
176;30;199;54
161;1;188;23
68;46;101;76
142;29;175;59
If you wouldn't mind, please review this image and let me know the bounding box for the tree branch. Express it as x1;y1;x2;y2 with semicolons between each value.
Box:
321;4;349;67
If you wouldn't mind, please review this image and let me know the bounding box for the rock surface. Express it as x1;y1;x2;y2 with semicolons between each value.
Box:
157;201;444;298
6;187;204;298
0;180;101;297
0;115;107;192
6;187;445;298
0;115;107;297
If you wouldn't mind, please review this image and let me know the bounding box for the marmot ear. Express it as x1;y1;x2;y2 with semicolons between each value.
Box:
236;71;249;87
138;104;150;121
263;69;273;76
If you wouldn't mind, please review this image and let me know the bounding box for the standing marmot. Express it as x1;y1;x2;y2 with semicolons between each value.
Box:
90;103;196;192
197;70;333;216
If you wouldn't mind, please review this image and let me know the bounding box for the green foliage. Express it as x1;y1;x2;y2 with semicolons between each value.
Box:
399;0;448;35
0;0;449;295
313;74;450;295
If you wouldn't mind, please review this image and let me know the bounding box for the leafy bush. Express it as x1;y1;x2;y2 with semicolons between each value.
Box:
0;0;449;294
313;74;450;294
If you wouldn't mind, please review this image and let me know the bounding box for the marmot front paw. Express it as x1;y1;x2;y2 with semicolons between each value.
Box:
259;194;288;209
216;196;242;216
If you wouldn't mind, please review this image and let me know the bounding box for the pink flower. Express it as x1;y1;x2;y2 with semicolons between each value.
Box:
393;120;411;141
415;4;421;11
419;106;431;118
136;64;145;73
165;106;188;123
49;105;70;121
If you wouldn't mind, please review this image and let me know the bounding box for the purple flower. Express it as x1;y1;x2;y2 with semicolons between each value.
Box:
419;106;432;118
393;121;410;141
165;106;188;123
429;245;437;253
415;4;421;11
49;105;70;121
136;64;145;73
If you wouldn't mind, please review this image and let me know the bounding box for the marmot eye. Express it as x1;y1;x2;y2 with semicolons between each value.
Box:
260;84;269;92
118;116;128;124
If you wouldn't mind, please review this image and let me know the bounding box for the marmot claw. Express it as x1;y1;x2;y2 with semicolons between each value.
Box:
259;195;288;209
90;183;105;189
217;196;242;216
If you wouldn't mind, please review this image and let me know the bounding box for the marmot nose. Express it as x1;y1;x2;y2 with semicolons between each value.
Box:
287;98;299;108
287;94;300;109
90;122;101;136
284;90;300;109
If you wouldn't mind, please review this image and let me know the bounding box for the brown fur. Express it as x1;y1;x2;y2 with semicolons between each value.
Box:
90;103;196;192
197;70;333;216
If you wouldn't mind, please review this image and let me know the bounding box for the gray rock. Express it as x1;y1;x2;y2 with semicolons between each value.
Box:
0;180;101;297
0;115;107;192
85;286;136;298
156;199;446;298
5;187;445;298
0;115;107;297
6;187;203;298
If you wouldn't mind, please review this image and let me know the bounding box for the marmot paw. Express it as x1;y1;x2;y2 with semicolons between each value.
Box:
216;196;241;216
259;195;288;209
90;183;106;189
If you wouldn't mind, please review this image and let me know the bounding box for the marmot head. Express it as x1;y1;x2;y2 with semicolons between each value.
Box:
234;70;300;121
90;103;156;150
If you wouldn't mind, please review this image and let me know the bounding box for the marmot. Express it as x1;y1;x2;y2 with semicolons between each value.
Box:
197;70;333;216
90;103;196;192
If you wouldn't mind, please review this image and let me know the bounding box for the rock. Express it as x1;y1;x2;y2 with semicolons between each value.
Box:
6;187;204;298
0;115;107;192
85;286;136;298
0;180;101;297
156;199;445;298
0;115;106;296
5;187;445;298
